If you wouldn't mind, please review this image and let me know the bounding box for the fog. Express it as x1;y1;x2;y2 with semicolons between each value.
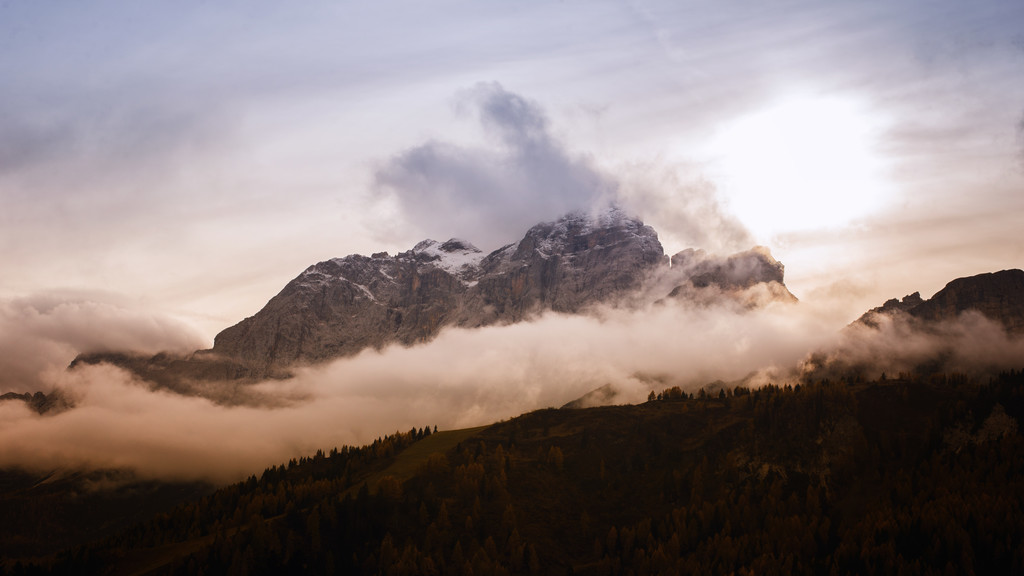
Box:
0;292;206;393
375;82;616;251
800;310;1024;381
3;277;1023;484
1;293;842;484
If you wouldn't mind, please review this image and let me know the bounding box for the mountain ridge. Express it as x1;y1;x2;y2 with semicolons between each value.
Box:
73;208;797;389
856;268;1024;332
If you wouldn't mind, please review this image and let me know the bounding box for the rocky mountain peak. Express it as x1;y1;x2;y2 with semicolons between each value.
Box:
673;245;785;290
506;207;660;260
73;208;799;385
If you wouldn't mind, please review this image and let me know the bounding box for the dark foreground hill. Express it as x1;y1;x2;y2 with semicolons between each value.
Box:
0;470;211;563
11;370;1023;575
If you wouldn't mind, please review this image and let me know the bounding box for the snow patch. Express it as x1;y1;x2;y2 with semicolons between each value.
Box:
353;283;378;303
413;238;485;278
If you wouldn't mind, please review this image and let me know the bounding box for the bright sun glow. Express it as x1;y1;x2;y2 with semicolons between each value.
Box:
709;95;891;241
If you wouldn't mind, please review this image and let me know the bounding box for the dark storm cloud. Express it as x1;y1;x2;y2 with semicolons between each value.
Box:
375;82;614;249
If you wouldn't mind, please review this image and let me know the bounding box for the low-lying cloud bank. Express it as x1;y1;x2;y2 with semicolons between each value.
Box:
801;311;1024;381
1;295;837;483
0;292;206;393
2;288;1022;485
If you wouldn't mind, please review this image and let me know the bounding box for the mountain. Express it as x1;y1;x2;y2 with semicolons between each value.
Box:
0;390;70;415
661;245;797;307
797;268;1024;383
856;268;1024;332
209;207;667;376
73;208;796;388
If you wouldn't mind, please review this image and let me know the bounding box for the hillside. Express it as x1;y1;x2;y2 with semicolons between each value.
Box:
11;370;1022;575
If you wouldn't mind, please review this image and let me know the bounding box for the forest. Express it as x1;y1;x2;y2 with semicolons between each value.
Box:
3;370;1023;575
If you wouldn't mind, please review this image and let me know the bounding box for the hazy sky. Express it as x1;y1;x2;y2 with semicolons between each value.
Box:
2;0;1023;351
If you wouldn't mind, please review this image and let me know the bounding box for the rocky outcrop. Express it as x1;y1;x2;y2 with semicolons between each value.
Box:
0;390;72;414
70;351;258;385
662;246;797;305
458;208;667;323
802;269;1024;383
210;243;474;375
671;246;785;289
909;270;1024;333
855;292;925;328
74;207;797;385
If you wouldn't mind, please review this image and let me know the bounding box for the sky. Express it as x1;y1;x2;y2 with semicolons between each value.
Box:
1;0;1023;481
2;0;1022;341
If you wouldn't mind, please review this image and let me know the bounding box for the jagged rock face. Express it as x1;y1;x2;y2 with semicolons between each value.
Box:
803;269;1024;383
461;209;667;323
856;269;1024;333
855;292;925;328
910;270;1024;333
212;249;470;374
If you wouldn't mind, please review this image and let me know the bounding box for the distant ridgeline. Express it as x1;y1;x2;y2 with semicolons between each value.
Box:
799;268;1024;381
14;370;1023;575
856;269;1024;333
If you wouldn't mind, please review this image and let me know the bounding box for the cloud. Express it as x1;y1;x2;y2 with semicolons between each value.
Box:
0;295;840;483
615;162;754;254
0;292;206;393
374;82;618;249
374;82;755;256
4;282;1021;484
800;311;1024;381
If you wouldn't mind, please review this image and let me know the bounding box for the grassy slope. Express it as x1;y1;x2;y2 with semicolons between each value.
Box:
351;426;490;495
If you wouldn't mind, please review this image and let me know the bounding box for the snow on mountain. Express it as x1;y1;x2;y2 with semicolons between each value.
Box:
412;239;485;280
